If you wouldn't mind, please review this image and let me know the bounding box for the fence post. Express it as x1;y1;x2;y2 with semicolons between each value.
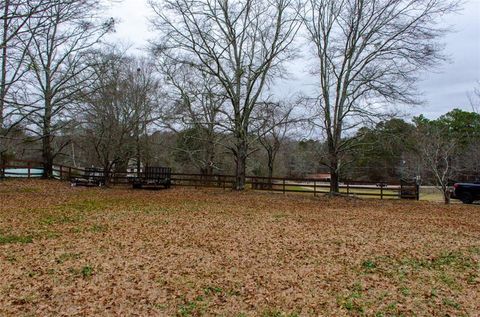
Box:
68;167;72;179
27;162;31;178
60;165;63;180
0;157;4;178
347;182;350;196
283;179;286;194
314;180;317;197
380;186;383;200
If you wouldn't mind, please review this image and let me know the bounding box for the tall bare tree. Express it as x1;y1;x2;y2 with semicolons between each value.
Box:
415;122;457;204
125;58;162;174
0;0;53;160
150;0;301;189
301;0;459;193
254;101;294;181
80;51;161;180
20;0;113;177
157;58;225;175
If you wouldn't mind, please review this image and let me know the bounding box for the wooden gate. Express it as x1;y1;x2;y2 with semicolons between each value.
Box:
400;179;420;200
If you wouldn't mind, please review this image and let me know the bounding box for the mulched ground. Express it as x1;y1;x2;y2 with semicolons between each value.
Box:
0;180;479;316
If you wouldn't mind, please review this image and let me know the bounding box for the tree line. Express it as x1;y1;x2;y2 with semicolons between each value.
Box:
2;0;473;198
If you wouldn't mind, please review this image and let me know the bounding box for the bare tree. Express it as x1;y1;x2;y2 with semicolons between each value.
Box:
81;51;161;180
301;0;459;193
20;0;113;177
415;124;457;204
125;58;162;175
150;0;301;189
0;0;54;160
254;101;294;181
157;58;225;175
81;52;135;179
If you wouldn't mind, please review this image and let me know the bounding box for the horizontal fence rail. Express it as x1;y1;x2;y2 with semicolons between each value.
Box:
0;159;419;200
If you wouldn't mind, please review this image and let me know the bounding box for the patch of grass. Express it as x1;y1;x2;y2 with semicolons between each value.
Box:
142;206;171;215
90;224;107;233
177;296;205;316
272;213;287;220
153;303;167;310
362;259;377;272
386;302;398;311
367;250;477;284
400;251;475;271
468;246;480;255
0;187;39;194
399;286;410;296
56;252;81;264
438;272;457;289
38;229;61;239
442;297;460;309
70;227;82;233
11;294;37;305
57;199;108;213
374;302;405;317
204;285;223;295
70;265;94;278
340;298;364;314
226;288;241;296
81;265;94;278
0;234;33;244
466;273;478;285
338;282;365;314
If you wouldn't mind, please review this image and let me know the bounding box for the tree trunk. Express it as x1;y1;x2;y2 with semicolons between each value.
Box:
136;134;141;178
267;162;273;184
443;188;450;204
267;150;274;189
103;160;112;185
0;0;9;130
329;163;340;194
205;137;215;176
234;140;247;190
42;100;53;178
328;141;340;193
42;134;53;178
326;125;341;194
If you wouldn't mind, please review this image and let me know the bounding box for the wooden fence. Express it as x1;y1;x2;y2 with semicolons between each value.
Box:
0;159;419;200
169;173;419;200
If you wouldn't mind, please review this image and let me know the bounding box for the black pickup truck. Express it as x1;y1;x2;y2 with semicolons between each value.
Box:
451;182;480;204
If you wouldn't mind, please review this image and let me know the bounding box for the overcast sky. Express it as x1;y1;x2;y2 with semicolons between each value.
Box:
108;0;480;119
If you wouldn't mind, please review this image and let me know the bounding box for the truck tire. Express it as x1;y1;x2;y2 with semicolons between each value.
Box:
460;193;474;204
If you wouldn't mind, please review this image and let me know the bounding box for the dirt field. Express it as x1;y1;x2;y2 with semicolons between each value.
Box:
1;180;479;316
